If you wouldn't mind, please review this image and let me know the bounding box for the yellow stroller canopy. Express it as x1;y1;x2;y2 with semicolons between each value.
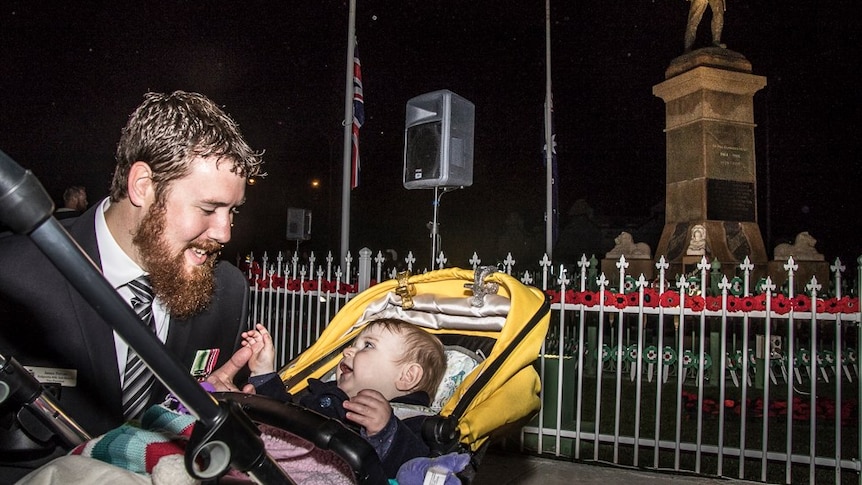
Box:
278;267;551;453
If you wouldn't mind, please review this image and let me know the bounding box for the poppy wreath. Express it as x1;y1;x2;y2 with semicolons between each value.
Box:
601;344;611;362
817;349;836;367
662;346;677;366
726;351;741;371
643;345;659;364
700;353;712;371
625;344;638;363
682;349;697;369
795;348;811;367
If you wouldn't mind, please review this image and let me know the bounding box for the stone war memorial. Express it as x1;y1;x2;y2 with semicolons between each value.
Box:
649;34;830;293
652;46;768;279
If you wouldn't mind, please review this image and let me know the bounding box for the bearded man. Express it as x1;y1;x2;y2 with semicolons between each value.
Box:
0;91;264;480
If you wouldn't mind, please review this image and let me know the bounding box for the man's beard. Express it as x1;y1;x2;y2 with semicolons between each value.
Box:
132;203;220;319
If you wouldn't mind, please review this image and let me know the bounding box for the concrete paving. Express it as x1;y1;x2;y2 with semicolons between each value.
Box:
472;448;760;485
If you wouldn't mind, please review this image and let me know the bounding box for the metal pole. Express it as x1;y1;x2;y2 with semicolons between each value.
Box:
544;0;554;258
340;0;357;265
431;186;440;267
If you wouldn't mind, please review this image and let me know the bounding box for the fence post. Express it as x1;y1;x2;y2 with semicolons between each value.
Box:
358;247;372;292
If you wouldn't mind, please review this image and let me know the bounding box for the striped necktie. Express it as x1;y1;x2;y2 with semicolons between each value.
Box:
121;275;156;420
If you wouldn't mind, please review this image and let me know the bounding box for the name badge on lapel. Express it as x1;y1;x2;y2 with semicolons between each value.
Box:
24;366;78;387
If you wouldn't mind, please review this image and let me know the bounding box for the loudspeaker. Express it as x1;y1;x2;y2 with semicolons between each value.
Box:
403;89;474;189
285;208;311;241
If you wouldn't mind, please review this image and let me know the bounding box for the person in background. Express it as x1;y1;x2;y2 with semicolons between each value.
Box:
54;185;88;219
0;90;265;481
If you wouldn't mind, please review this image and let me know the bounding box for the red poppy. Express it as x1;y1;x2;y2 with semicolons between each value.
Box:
599;290;616;307
823;297;842;314
255;278;269;289
556;289;569;303
752;293;767;311
842;297;858;313
705;296;722;312
792;294;811;312
815;298;826;313
270;275;285;289
642;287;659;308
727;296;743;312
250;261;262;276
581;291;598;307
772;293;791;314
612;293;628;309
626;292;640;307
286;279;300;291
686;295;705;312
338;282;356;294
321;280;337;293
740;296;757;312
302;280;318;292
660;291;680;308
546;290;561;303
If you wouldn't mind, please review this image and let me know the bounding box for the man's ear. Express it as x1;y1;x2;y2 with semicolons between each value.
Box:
127;161;154;208
397;362;423;392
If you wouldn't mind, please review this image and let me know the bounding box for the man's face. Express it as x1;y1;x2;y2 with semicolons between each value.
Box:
133;156;246;318
336;325;408;400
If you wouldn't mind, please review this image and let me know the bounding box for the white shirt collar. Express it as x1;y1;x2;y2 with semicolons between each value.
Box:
94;197;145;288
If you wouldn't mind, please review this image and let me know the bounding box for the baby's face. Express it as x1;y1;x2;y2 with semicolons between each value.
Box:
336;325;407;400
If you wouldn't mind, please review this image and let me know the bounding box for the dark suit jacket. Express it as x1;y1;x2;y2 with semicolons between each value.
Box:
0;204;249;465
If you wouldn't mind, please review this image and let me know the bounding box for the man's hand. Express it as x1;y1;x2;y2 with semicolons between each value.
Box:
205;344;256;393
342;389;393;436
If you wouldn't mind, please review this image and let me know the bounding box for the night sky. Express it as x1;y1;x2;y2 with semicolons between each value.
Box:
1;1;858;270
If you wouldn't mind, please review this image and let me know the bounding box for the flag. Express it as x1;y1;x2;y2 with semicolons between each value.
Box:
351;45;365;190
542;120;559;246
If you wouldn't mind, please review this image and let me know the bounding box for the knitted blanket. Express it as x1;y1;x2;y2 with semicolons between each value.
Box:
69;405;355;485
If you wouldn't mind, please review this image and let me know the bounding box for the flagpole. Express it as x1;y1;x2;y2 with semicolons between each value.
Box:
340;0;357;264
544;0;554;258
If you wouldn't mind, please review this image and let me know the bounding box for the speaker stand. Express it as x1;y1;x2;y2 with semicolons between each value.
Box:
428;186;459;268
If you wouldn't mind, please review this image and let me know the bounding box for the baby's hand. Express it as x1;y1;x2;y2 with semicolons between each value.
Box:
241;324;275;376
342;389;392;436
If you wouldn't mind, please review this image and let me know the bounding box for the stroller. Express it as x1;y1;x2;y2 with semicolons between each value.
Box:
280;267;549;463
216;266;551;483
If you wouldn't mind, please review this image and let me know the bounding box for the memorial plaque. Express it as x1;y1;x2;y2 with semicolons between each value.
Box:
707;179;755;221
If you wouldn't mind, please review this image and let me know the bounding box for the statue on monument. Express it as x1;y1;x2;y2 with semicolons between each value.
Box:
686;224;708;256
605;232;652;260
684;0;727;52
773;232;826;262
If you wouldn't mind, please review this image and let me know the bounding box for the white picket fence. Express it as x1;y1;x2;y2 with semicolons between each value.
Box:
242;248;861;485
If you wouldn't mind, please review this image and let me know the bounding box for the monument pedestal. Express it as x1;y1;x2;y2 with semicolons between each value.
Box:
653;48;768;279
600;258;655;288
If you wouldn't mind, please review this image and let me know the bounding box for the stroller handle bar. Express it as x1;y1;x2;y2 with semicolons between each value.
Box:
0;353;91;448
0;149;294;484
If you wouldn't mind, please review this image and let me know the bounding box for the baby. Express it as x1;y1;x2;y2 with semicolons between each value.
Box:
241;319;446;478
